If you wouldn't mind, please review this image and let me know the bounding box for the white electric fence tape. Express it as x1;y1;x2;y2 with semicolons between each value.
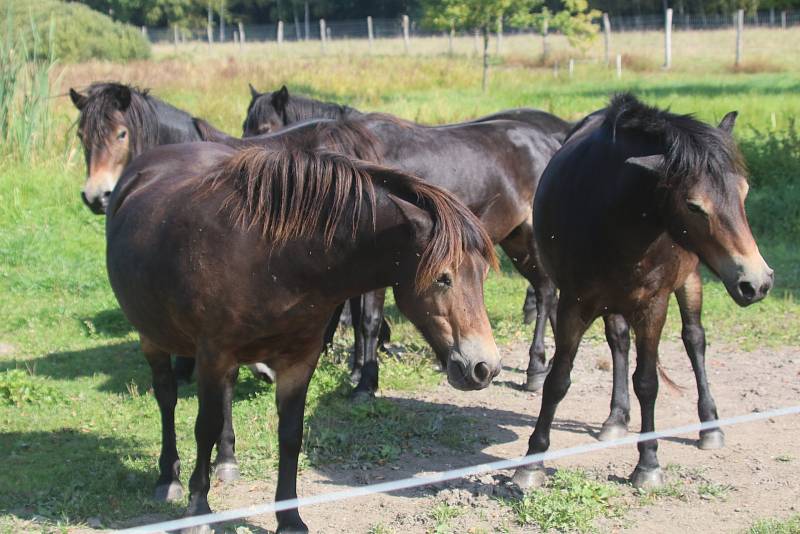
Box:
119;404;800;533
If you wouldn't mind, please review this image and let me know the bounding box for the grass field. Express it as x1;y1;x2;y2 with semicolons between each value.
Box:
1;34;799;532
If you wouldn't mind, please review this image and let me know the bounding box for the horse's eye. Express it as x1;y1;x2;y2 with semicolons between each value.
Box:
117;130;127;140
686;200;706;216
435;273;453;288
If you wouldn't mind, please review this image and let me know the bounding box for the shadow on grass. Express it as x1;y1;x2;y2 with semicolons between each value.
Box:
83;308;134;338
0;341;270;399
0;430;181;526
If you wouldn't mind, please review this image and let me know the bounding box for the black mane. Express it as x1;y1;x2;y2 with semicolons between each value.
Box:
77;82;202;157
245;91;361;133
604;93;745;188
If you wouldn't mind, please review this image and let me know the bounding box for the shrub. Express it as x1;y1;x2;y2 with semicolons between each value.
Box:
1;0;150;62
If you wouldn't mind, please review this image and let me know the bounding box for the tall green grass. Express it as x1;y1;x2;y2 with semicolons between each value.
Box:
0;8;56;163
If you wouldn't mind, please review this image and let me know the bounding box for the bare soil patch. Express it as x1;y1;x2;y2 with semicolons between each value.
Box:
123;339;800;533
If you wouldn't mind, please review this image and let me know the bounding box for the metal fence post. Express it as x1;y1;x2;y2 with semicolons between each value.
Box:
402;15;410;54
735;9;744;66
664;8;672;69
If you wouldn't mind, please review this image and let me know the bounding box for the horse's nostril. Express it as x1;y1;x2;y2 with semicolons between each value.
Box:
472;362;491;383
739;281;756;300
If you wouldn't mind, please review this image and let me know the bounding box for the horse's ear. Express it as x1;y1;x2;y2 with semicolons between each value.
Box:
719;111;738;134
113;85;132;111
389;194;433;238
272;85;289;110
626;155;665;174
69;88;87;110
248;83;260;100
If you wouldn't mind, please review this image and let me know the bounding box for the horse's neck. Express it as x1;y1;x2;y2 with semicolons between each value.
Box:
149;99;203;145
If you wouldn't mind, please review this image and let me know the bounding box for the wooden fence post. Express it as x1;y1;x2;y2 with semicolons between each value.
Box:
448;22;454;56
473;28;479;55
277;20;284;46
173;24;178;50
735;9;744;66
616;53;622;79
367;16;374;51
781;11;787;29
664;8;672;69
207;2;213;46
602;13;611;65
219;0;225;42
568;58;574;77
496;16;503;56
320;18;326;53
402;15;410;54
238;21;245;44
541;16;549;60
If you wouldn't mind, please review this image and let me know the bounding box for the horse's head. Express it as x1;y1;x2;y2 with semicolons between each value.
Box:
388;192;502;391
242;84;289;137
70;83;141;214
628;111;773;306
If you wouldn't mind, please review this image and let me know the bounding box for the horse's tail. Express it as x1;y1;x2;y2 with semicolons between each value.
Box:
193;117;243;146
657;357;684;393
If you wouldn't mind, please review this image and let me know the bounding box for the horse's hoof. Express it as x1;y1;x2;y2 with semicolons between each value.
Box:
523;310;536;325
349;389;375;403
276;522;309;534
153;480;184;502
511;465;547;490
597;422;628;441
179;525;213;534
523;373;547;392
630;467;664;489
350;369;362;385
214;462;240;482
698;430;725;450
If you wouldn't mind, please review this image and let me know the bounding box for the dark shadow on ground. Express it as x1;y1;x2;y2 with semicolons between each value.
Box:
0;341;271;399
0;430;182;527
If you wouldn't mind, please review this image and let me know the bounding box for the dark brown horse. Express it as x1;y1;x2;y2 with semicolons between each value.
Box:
512;94;773;490
106;141;501;533
241;87;568;397
70;83;208;214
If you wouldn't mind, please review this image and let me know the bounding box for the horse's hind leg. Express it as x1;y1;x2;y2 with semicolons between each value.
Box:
598;314;632;441
213;366;240;482
512;297;590;489
351;288;387;400
185;348;233;525
628;293;670;489
500;221;557;391
677;269;724;450
522;285;537;325
141;336;184;502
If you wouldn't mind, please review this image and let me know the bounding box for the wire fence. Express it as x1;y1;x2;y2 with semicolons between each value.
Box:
144;9;800;45
119;403;800;533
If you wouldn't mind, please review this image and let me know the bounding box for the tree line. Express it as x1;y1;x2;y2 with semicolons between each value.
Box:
77;0;799;28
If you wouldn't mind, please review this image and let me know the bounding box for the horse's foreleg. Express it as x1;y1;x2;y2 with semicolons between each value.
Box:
512;298;589;489
274;347;320;534
351;288;387;400
598;314;632;441
142;336;184;503
628;293;670;489
676;269;724;450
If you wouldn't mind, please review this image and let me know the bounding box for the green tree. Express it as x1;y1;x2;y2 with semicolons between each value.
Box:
423;0;542;92
513;0;599;53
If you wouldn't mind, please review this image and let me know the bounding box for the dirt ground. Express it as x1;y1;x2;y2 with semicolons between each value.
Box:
123;338;800;534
